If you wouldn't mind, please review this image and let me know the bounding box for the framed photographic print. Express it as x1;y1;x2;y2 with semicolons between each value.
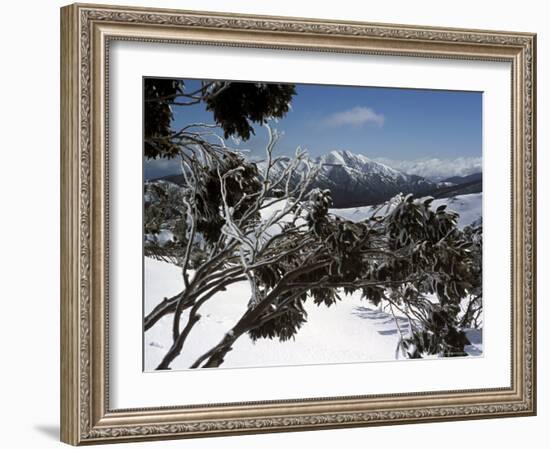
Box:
60;3;537;445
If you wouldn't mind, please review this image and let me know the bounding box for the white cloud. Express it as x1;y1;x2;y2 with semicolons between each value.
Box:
373;156;482;181
323;106;385;128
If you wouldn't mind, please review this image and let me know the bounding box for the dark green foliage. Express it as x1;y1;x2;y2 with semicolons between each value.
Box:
459;220;483;329
248;292;308;342
399;305;471;358
143;181;185;235
205;82;296;140
193;152;263;244
143;180;188;264
360;286;386;307
143;78;296;159
311;288;341;307
304;188;332;236
386;195;459;250
144;78;182;159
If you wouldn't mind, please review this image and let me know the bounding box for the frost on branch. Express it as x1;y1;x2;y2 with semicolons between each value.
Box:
144;119;481;368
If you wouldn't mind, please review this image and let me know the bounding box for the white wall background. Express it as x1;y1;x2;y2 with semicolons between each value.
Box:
0;1;546;448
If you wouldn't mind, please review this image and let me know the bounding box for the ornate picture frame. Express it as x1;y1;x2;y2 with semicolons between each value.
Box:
60;3;536;445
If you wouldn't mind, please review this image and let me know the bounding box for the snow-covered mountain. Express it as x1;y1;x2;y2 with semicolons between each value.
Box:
432;172;482;199
261;149;438;208
311;150;437;207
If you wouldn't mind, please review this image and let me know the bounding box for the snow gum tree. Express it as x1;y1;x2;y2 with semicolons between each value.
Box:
143;78;481;369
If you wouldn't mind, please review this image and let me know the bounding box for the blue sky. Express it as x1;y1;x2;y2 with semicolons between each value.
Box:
145;79;482;180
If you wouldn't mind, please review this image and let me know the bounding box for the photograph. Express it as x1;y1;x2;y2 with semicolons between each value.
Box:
143;78;484;371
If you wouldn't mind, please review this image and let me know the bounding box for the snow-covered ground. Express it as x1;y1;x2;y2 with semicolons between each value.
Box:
144;257;482;371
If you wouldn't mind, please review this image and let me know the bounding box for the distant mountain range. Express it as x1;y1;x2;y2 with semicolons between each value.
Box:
431;172;482;199
155;149;482;208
